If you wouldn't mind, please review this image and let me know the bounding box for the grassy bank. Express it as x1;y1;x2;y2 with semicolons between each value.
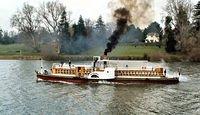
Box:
0;43;185;62
0;44;40;60
82;44;165;57
0;44;38;55
81;44;184;62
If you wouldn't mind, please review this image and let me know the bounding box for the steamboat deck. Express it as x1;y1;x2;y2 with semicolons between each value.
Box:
36;56;179;84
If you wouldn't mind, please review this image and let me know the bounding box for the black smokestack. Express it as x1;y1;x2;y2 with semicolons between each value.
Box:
104;8;131;55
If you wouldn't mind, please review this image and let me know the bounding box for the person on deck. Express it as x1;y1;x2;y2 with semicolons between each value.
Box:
69;60;71;68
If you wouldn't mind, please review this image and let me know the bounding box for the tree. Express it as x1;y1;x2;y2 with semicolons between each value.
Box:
77;15;87;36
0;28;15;44
0;28;3;44
59;10;70;38
165;0;192;22
164;16;177;53
193;1;200;31
0;28;2;39
38;1;66;35
1;32;15;44
95;15;106;33
165;0;193;52
58;10;70;53
85;19;94;37
11;3;40;51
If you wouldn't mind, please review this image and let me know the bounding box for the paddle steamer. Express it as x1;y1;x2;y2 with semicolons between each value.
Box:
36;56;179;84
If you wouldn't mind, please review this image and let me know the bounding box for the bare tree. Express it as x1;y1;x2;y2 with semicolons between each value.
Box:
11;3;40;51
165;0;193;21
38;1;67;35
165;0;193;53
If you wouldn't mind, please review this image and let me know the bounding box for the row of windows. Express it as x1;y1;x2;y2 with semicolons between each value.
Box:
55;69;75;74
54;69;92;75
115;71;162;76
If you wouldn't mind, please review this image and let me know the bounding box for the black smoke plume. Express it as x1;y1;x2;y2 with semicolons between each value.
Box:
104;8;131;55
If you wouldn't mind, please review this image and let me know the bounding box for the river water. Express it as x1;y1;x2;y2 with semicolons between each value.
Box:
0;60;200;115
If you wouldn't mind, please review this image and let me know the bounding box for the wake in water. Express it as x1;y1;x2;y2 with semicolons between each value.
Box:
161;59;189;82
179;75;189;82
37;78;76;84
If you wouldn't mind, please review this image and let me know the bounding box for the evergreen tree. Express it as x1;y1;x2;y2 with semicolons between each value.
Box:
95;15;106;33
58;10;70;53
164;16;177;53
59;10;70;38
193;1;200;31
77;15;86;36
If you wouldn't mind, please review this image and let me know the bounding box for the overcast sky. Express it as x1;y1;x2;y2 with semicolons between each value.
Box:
0;0;198;31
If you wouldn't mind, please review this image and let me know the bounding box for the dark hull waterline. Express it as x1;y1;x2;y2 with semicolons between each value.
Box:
37;74;179;85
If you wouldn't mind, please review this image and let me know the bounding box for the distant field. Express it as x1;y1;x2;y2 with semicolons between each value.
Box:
0;44;37;55
82;44;165;57
0;43;165;56
0;43;169;61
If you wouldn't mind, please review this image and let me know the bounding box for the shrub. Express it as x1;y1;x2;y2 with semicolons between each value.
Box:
188;48;200;62
149;52;169;61
143;53;150;60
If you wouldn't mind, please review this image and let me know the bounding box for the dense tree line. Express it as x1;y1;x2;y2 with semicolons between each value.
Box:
10;1;110;54
9;0;200;58
0;28;16;44
163;0;200;54
10;1;165;55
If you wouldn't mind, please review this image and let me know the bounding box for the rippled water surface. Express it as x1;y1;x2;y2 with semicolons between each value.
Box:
0;60;200;114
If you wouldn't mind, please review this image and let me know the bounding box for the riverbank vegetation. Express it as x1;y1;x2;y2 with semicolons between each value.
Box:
0;43;183;62
163;0;200;62
0;0;199;62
